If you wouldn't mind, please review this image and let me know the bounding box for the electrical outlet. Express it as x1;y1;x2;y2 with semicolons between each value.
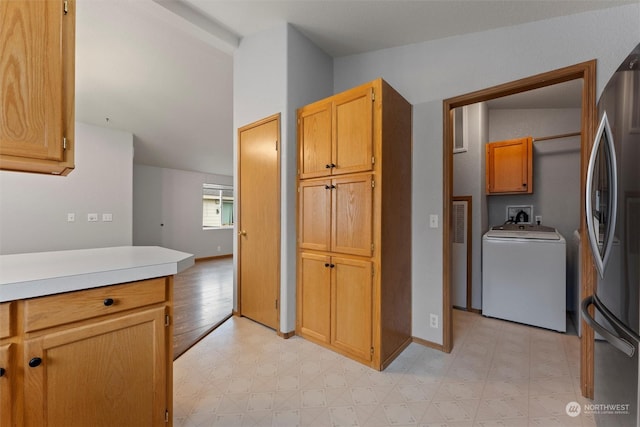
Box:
67;213;75;222
429;214;439;228
87;213;98;222
430;313;439;329
535;215;542;224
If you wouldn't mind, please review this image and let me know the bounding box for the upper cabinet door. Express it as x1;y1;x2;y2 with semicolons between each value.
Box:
333;86;374;176
298;101;332;179
485;136;533;194
0;0;75;175
331;174;373;256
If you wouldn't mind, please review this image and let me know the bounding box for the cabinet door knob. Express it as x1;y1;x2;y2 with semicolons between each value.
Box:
330;163;336;168
0;367;5;377
329;264;335;268
325;185;331;189
325;164;331;169
103;298;115;307
29;357;42;368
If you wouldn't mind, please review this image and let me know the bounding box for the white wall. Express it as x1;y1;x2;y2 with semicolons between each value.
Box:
487;108;582;241
0;122;133;255
132;164;233;259
233;23;333;332
334;4;640;344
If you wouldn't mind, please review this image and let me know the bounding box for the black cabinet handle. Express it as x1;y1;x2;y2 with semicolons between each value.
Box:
324;263;330;267
330;163;336;168
325;164;331;169
29;357;42;368
325;185;331;189
0;367;5;377
329;264;335;268
103;298;114;307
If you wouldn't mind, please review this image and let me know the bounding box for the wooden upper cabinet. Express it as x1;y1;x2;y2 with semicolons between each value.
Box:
485;136;533;195
298;84;374;179
0;0;75;175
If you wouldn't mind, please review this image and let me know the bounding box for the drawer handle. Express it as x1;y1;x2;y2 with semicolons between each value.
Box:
29;357;42;368
0;367;5;377
103;298;115;307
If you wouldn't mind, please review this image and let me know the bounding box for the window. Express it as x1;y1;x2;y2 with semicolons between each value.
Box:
202;184;234;228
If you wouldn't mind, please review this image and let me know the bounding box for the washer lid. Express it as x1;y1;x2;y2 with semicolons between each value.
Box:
487;224;561;240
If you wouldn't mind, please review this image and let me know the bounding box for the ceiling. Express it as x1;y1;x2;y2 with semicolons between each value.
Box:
75;0;634;176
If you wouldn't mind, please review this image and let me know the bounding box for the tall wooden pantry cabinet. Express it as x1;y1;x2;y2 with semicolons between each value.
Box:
296;78;412;370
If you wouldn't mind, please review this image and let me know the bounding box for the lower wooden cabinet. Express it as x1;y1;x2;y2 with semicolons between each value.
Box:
24;308;167;427
0;277;173;427
0;344;13;427
298;253;373;364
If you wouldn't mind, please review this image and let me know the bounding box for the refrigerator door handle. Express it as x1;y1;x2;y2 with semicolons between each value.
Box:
585;112;618;278
581;295;638;357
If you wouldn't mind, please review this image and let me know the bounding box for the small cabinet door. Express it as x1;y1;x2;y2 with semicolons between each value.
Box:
331;257;373;362
332;174;373;256
333;85;374;176
0;0;75;175
485;137;532;194
299;179;332;251
23;307;167;427
299;101;332;179
298;252;332;343
0;344;13;427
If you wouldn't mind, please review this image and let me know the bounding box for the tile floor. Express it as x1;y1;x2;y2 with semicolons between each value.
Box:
173;310;595;426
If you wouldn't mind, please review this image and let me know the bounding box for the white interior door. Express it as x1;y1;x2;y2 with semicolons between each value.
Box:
452;198;470;309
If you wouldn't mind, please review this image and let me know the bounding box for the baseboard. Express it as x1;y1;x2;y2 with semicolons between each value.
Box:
412;336;445;352
195;254;233;262
469;308;482;315
232;310;240;317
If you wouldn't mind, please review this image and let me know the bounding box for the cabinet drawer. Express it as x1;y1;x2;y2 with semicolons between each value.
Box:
24;277;167;332
0;302;12;339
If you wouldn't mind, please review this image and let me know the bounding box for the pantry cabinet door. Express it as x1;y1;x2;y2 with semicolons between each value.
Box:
331;174;373;256
332;86;374;176
331;257;373;362
299;101;332;179
299;179;332;251
298;252;332;344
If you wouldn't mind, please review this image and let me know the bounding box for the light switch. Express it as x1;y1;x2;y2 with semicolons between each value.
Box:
429;214;439;228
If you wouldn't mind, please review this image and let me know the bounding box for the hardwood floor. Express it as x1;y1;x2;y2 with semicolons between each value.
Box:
173;256;233;360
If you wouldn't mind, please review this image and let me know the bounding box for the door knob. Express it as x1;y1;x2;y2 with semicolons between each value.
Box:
29;357;42;368
238;230;247;236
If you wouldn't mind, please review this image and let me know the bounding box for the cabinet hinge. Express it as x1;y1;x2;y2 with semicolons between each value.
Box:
371;179;375;188
63;0;68;14
275;299;278;309
371;243;374;252
371;156;375;164
371;264;374;276
370;347;374;355
275;140;278;151
165;409;169;423
165;314;170;327
371;90;375;102
63;137;67;150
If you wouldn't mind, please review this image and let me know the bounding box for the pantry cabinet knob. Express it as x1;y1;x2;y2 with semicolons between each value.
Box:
325;164;331;169
0;367;5;377
103;298;114;307
29;357;42;368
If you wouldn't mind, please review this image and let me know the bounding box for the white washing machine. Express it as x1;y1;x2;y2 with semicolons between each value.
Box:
482;225;566;332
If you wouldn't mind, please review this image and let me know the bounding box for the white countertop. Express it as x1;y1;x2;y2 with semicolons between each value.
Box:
0;246;194;302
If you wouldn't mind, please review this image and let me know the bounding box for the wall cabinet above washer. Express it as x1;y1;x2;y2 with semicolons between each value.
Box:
485;136;533;195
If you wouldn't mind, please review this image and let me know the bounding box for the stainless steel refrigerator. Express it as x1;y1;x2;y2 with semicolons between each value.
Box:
581;43;640;427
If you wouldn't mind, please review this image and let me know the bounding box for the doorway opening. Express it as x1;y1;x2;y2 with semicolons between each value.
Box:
442;60;597;398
